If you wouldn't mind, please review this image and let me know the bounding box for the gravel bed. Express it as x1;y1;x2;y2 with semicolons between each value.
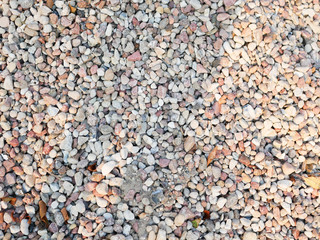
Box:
1;0;320;239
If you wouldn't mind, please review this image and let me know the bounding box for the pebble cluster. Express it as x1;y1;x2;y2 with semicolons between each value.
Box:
1;0;320;239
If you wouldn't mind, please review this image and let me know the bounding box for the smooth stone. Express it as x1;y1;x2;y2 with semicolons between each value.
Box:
174;214;185;226
123;210;134;221
0;17;9;28
243;232;257;240
102;161;117;176
282;162;295;175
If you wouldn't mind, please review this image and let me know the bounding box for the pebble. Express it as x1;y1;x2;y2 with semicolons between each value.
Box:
282;162;295;175
127;51;142;61
190;0;201;9
0;17;9;28
123;210;134;221
156;229;166;240
243;232;257;240
3;76;13;90
174;214;185;226
184;136;195;152
102;161;117;176
255;152;265;162
20;219;29;235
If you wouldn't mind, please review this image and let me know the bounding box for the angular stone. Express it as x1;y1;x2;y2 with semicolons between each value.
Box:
127;51;142;61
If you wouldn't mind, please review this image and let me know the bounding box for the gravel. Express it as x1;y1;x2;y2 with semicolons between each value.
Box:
0;0;320;239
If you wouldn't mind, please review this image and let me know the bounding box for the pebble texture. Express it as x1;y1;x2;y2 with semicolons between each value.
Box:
0;0;320;239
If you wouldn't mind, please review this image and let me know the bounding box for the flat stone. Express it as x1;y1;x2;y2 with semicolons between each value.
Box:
157;86;167;98
255;152;265;162
68;91;81;100
184;136;195;152
0;17;9;28
243;232;257;240
20;219;29;235
217;13;230;21
174;214;185;226
190;0;201;9
3;76;13;90
101;161;117;176
282;162;295;175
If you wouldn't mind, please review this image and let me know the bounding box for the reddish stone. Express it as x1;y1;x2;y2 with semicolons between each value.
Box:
114;123;122;135
43;94;58;105
127;51;142;61
5;173;16;185
78;67;87;77
124;189;136;201
132;17;139;26
43;143;53;155
33;113;45;125
159;158;170;168
224;0;236;9
189;22;197;32
197;64;208;74
90;65;98;75
239;154;250;166
217;13;230;21
260;205;268;215
70;23;80;35
85;182;97;192
12;166;24;175
179;31;189;43
61;17;72;27
9;139;19;147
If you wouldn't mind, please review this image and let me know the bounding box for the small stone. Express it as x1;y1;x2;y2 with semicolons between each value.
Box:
226;193;238;208
102;161;117;176
159;158;170;168
293;114;304;125
96;183;108;195
3;76;13;90
60;135;73;151
156;229;166;240
243;104;256;120
96;197;108;208
217;13;230;21
184;136;195;152
197;64;208;74
55;212;65;226
282;162;295;175
104;69;114;81
255;152;265;162
127;51;142;61
217;198;227;208
211;167;221;179
61;17;72;27
277;180;293;190
123;210;134;221
75;200;86;213
243;232;257;240
5;173;16;185
224;0;236;9
285;106;296;117
20;219;29;235
239;154;250;166
68;91;81;100
157;86;167;98
19;0;33;8
0;17;9;28
174;214;185;226
190;0;201;9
